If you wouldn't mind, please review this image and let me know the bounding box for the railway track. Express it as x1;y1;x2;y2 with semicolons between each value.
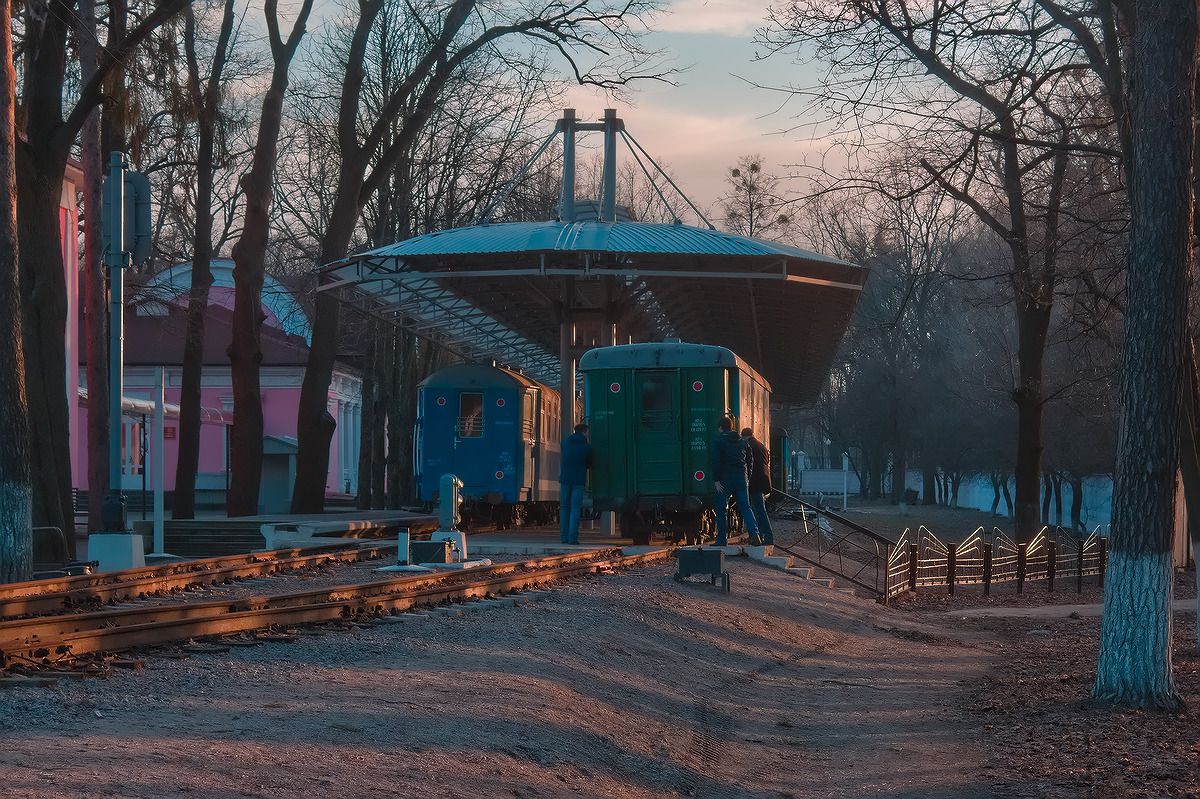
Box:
0;547;671;670
0;542;399;619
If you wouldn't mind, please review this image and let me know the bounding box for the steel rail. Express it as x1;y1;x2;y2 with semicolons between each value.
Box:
0;543;368;601
0;550;611;643
0;543;400;619
0;549;670;667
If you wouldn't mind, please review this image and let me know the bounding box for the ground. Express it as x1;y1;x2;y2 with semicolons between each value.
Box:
1;557;1197;798
0;559;991;799
835;500;1030;540
943;599;1200;799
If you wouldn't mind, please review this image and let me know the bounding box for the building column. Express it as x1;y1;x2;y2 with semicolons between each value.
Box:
339;399;349;492
350;404;361;493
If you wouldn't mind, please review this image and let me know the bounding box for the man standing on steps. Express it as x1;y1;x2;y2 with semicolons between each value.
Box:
741;427;774;546
559;423;592;545
710;416;761;547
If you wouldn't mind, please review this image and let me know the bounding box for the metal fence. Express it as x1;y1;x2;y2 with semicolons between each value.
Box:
885;524;1108;600
765;491;1108;603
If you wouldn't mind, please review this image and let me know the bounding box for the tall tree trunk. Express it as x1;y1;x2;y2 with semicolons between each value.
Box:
1094;0;1194;710
1001;476;1014;518
0;0;32;582
1013;320;1048;542
293;0;481;512
1042;471;1053;524
1069;475;1085;533
890;451;906;505
227;0;314;516
922;462;936;505
100;0;129;160
78;0;108;534
990;473;1002;516
175;2;235;518
16;145;73;536
369;331;391;510
17;0;187;540
386;332;403;509
950;473;961;509
1052;472;1063;526
1180;339;1200;650
355;326;376;510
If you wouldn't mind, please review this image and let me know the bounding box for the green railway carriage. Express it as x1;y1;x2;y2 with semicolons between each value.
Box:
770;427;790;492
580;341;772;543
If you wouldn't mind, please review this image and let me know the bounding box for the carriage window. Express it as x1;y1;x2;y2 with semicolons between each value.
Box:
458;393;483;437
639;375;673;431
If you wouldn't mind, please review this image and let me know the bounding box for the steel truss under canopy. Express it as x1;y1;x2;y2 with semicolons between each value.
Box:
320;109;867;406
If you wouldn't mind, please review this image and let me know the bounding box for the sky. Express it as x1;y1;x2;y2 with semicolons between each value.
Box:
561;0;826;215
285;0;828;215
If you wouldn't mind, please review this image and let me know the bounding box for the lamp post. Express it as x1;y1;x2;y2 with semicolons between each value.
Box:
91;152;152;571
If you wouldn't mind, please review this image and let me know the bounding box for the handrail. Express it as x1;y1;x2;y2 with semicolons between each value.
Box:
768;490;897;547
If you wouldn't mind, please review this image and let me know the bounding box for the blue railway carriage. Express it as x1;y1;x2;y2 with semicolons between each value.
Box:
580;340;771;545
414;363;561;529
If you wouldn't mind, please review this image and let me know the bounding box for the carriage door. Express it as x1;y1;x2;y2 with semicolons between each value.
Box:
635;370;683;496
523;388;538;500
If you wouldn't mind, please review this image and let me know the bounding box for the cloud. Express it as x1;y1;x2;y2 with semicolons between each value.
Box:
657;0;770;36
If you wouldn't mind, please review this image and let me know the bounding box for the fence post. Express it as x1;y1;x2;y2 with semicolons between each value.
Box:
908;542;918;592
1017;542;1027;594
1098;538;1108;589
882;544;890;603
1076;539;1084;594
982;542;993;598
947;542;957;596
1047;540;1057;593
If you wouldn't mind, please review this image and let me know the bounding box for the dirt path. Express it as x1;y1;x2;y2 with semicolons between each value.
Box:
954;598;1197;618
0;560;992;799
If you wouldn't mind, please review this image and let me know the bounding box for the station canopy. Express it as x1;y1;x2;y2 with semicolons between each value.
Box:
319;110;866;404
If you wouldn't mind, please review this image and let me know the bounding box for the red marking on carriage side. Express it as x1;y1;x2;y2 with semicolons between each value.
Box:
436;396;446;406
610;382;621;393
496;398;506;407
694;470;705;481
495;470;504;480
692;381;703;392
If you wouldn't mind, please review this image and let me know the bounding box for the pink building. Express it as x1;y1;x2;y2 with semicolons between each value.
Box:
60;165;362;513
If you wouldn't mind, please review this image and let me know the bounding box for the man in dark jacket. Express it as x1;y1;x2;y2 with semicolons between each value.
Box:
559;423;592;544
710;416;761;547
741;427;774;546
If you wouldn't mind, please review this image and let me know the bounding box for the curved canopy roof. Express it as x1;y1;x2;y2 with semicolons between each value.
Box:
357;220;856;271
322;219;866;403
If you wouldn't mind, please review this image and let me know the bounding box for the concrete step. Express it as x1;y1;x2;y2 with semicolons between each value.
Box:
762;555;793;570
836;587;857;597
786;566;814;579
809;577;836;589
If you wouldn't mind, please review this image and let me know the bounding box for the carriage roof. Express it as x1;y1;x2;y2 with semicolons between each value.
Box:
419;362;557;395
578;341;770;391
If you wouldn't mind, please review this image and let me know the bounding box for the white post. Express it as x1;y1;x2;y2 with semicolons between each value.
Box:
842;452;849;511
152;366;166;555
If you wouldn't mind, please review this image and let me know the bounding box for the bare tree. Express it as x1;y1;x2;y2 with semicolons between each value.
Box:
0;0;31;582
225;0;315;516
765;1;1115;543
291;0;665;511
719;155;793;240
173;0;238;519
17;0;189;533
1092;0;1193;711
77;0;107;536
